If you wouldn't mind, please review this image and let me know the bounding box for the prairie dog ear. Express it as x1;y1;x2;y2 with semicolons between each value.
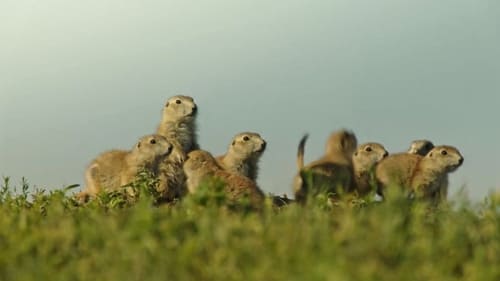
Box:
232;140;236;146
340;137;350;150
165;101;169;107
137;142;141;149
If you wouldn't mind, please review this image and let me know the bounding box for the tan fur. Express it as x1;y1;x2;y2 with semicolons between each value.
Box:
373;139;433;193
215;132;266;181
156;95;199;152
293;129;358;203
375;153;422;197
352;142;388;196
78;135;173;200
155;95;199;201
410;145;463;201
408;139;434;156
376;145;464;202
184;150;265;206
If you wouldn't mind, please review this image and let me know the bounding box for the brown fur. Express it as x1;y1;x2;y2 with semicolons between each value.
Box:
410;145;463;201
215;132;266;181
375;153;422;197
78;135;173;200
156;95;199;152
408;139;434;156
271;194;295;208
293;129;358;203
184;150;265;207
155;95;199;201
376;145;464;202
352;142;388;196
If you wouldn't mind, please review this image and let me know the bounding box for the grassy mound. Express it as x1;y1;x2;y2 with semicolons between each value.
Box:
0;177;499;281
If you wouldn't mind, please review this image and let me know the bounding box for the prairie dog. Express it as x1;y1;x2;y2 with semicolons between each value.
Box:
156;95;199;154
293;129;358;203
408;140;434;156
183;150;265;206
375;153;422;196
155;95;199;201
81;134;173;197
216;132;266;181
376;145;464;201
323;130;359;166
352;142;388;196
411;145;463;201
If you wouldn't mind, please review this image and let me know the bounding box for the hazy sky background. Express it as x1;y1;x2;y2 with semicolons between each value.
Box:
1;0;499;199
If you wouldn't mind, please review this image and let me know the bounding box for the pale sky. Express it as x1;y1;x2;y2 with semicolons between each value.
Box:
1;0;499;199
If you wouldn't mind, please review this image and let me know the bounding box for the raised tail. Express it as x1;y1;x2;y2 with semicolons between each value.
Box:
297;134;309;170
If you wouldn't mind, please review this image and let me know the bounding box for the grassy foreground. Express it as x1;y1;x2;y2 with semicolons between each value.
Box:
0;177;499;281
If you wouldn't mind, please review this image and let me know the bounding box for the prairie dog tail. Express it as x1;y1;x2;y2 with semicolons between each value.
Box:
297;134;309;170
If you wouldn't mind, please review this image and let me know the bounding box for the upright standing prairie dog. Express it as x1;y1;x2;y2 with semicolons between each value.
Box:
376;145;464;201
216;132;267;181
156;95;199;154
183;150;265;206
293;129;358;203
155;95;199;201
408;139;434;156
352;142;388;196
411;145;463;201
80;134;173;197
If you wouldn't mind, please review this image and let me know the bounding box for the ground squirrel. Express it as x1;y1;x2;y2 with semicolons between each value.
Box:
352;142;388;196
79;134;173;200
376;145;464;202
184;149;265;207
293;129;358;203
155;95;199;201
216;132;266;181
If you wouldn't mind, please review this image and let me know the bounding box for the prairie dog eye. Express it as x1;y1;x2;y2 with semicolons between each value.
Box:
150;139;157;144
365;146;372;152
243;136;250;141
175;99;182;104
441;150;448;156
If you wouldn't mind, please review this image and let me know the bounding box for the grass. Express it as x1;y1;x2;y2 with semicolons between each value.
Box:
0;176;499;281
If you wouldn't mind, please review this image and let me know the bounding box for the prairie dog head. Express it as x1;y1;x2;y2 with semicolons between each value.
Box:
353;142;388;172
161;95;198;123
424;145;464;173
228;132;267;159
408;140;434;156
325;129;358;160
183;150;220;176
132;134;173;164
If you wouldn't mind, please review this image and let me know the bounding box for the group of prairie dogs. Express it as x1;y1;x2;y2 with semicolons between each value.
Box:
78;95;464;207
